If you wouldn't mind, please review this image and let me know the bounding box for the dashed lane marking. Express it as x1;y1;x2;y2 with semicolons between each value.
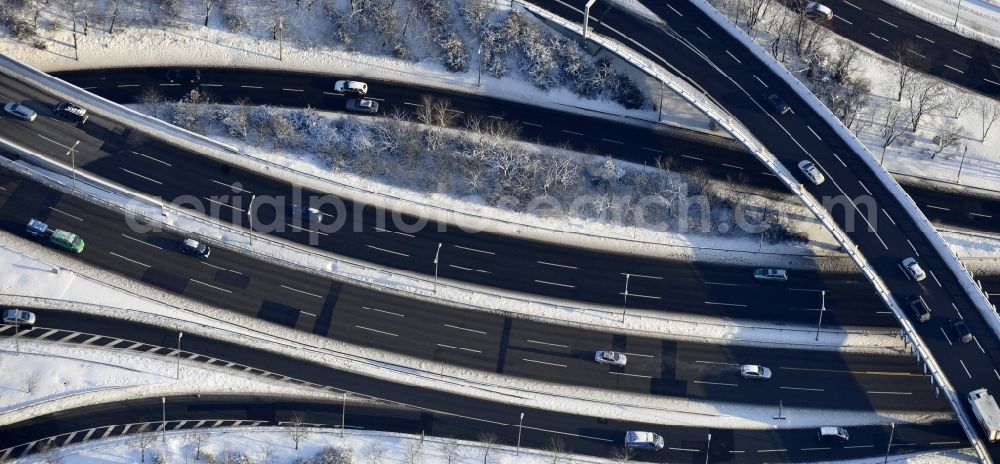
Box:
453;245;494;255
129;150;171;166
534;279;575;288
527;339;569;348
538;261;578;270
190;279;231;293
366;245;409;258
109;252;150;268
444;324;487;335
280;284;324;299
523;358;566;368
363;306;405;317
355;325;397;336
49;207;83;221
120;234;162;249
120;168;163;185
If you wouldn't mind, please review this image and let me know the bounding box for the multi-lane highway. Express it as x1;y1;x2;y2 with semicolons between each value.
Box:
0;168;946;412
532;0;1000;458
0;71;893;323
48;67;1000;233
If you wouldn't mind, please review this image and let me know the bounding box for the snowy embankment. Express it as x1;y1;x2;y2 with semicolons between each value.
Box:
0;341;342;427
12;426;979;464
880;0;1000;50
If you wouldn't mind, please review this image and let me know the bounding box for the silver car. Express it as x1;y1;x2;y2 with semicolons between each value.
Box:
3;309;36;327
595;350;627;366
797;160;825;185
901;257;926;282
740;364;772;380
335;80;368;95
4;102;37;121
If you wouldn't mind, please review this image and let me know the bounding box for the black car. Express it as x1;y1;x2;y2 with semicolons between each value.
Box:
764;93;791;115
179;238;210;258
165;69;202;83
345;98;379;114
287;205;324;224
54;102;88;124
906;295;932;322
951;319;972;343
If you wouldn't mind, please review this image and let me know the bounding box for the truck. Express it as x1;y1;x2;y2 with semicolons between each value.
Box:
969;388;1000;442
26;218;85;253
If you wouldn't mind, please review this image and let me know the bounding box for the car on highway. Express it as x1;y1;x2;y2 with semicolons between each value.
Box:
288;205;324;224
50;229;85;253
797;160;825;185
3;309;36;328
817;426;849;442
180;238;211;258
346;98;379;114
3;102;37;121
907;295;932;323
951;319;972;343
763;93;791;115
165;69;202;83
753;268;788;282
740;364;772;380
595;350;627;366
624;431;664;450
335;80;368;95
54;102;88;124
804;2;833;20
901;257;926;282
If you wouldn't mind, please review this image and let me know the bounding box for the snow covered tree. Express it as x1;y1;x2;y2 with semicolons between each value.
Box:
284;413;310;450
930;120;964;159
905;76;947;132
977;99;1000;141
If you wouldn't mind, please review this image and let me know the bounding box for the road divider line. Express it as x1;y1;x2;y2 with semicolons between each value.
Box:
534;279;575;288
109;252;150;268
444;324;487;335
526;339;569;348
779;386;824;392
877;17;897;27
120;168;162;185
867;391;912;395
523;358;566;368
280;284;324;299
959;360;971;378
668;447;699;452
366;245;409;258
355;325;397;336
49;206;83;221
189;279;231;293
129;150;171;166
953;49;972;59
609;371;653;379
362;306;405;317
694;380;737;387
538;261;578;270
120;233;162;249
453;245;494;255
944;64;964;74
704;301;747;307
618;291;661;300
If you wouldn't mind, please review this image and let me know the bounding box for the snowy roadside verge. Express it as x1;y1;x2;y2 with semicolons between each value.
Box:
0;341;345;427
879;0;1000;50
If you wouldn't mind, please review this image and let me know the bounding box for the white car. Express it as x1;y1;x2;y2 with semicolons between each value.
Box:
797;160;825;185
3;309;36;327
335;80;368;95
624;431;664;450
740;364;772;380
595;350;627;366
901;257;926;282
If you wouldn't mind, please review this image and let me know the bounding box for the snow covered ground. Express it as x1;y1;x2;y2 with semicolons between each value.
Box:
14;425;978;464
881;0;1000;49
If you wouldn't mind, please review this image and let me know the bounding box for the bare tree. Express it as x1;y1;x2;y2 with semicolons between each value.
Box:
832;43;859;83
930;121;964;159
134;425;157;463
365;442;390;464
905;76;947;132
283;412;310;450
23;371;39;393
190;431;209;462
402;439;423;464
880;106;906;160
37;439;65;464
139;87;166;119
977;99;1000;141
439;439;461;464
547;436;568;464
477;432;498;464
203;0;214;26
611;446;635;463
949;91;975;119
890;41;919;102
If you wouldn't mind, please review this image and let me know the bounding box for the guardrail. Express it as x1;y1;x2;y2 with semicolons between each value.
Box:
519;0;993;461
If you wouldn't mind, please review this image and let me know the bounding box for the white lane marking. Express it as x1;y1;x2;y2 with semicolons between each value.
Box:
953;49;972;59
906;239;919;256
372;226;415;238
665;3;683;15
696;26;711;38
929;270;942;287
116;84;140;88
621;273;662;280
201;262;241;274
930;441;961;446
986;78;1000;86
120;168;162;185
832;153;847;167
725;50;742;63
695;360;739;366
721;163;743;169
868;391;912;395
925;204;949;211
843;0;862;9
81;86;97;90
845;445;875;449
641;147;663;153
970;212;992;218
857;180;871;195
952;303;962;319
601;138;624;144
705;281;739;286
366;245;409;258
522;358;566;368
453;245;494;255
779;386;824;392
802;447;831;451
282;88;304;92
753;75;768;87
129;150;171;166
210;179;252;194
619;291;661;300
944;65;965;74
240;85;263;89
806;125;821;140
535;279;575;288
436;344;482;354
203;196;244;212
959;359;972;378
561;129;583;136
877;17;898;27
681;154;704;161
882;208;897;225
300;311;316;317
527;339;569;348
609;371;653;379
280;284;324;299
994;369;999;381
448;264;491;274
538;261;578;270
758;449;788;453
705;301;747;307
37;133;75;150
49;207;83;221
668;447;699;452
908;49;926;58
363;306;405;317
521;121;543;127
974;337;985;354
120;234;162;249
356;325;397;336
623;352;654;358
199;83;223;87
190;279;232;293
835;15;852;24
694;380;737;387
869;32;889;42
444;324;487;335
285;222;329;235
158;83;180;87
109;251;150;268
916;35;935;44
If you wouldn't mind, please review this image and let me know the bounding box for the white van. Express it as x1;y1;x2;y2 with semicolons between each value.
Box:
805;2;834;20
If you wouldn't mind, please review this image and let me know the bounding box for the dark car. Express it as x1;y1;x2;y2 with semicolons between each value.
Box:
907;295;932;323
763;93;791;115
346;98;379;114
287;205;324;224
180;238;210;258
951;319;972;343
54;102;88;124
165;69;202;83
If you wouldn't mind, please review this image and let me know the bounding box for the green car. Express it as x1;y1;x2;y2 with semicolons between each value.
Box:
50;229;84;253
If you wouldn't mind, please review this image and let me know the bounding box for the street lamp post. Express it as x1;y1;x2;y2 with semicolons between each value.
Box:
622;273;631;323
477;43;483;88
884;423;895;464
175;332;183;380
516;412;525;456
433;242;442;292
704;433;712;464
161;397;166;445
583;0;599;41
13;320;20;356
954;0;963;27
815;290;826;341
658;82;665;122
341;392;347;437
67;140;80;189
247;194;256;246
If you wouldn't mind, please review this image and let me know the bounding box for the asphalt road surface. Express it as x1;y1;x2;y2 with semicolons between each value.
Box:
533;0;1000;458
0;168;948;412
